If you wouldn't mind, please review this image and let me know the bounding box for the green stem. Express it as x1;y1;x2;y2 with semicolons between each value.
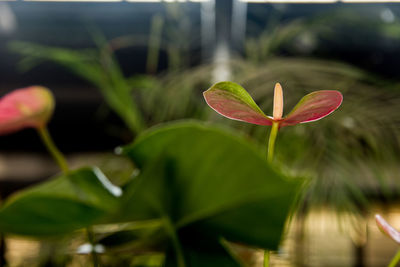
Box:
265;121;280;266
389;249;400;267
264;250;270;267
267;122;279;163
37;126;69;174
163;217;185;267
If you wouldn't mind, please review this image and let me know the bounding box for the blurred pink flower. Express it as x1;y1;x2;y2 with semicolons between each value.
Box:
375;214;400;245
0;86;54;135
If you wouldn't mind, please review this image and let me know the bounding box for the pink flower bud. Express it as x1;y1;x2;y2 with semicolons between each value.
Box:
0;86;55;135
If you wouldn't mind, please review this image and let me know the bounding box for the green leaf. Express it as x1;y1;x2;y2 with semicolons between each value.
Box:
0;167;122;236
203;82;273;126
120;121;301;251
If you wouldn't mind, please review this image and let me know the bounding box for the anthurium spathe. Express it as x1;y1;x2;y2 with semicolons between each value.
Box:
375;214;400;267
376;214;400;245
203;81;343;128
0;86;54;135
0;86;67;173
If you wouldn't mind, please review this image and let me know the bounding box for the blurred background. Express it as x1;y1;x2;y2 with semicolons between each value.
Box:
2;0;400;266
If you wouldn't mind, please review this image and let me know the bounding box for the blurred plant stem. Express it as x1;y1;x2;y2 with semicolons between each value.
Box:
37;126;69;174
264;251;270;267
38;126;101;267
389;249;400;267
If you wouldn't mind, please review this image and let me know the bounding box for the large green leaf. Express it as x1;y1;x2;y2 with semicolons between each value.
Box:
0;167;122;236
120;121;302;262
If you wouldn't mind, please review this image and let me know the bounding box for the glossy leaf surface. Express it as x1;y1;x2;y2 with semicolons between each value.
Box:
203;82;273;126
0;167;122;236
281;90;343;127
121;121;301;255
0;86;54;135
375;214;400;245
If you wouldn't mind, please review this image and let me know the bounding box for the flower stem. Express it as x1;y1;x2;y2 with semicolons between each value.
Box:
264;250;270;267
265;121;280;266
388;249;400;267
37;126;69;174
267;122;279;163
37;127;100;267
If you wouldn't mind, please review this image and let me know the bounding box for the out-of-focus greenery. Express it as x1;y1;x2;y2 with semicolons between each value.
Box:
10;39;400;216
7;5;400;265
8;40;208;134
239;6;400;214
9;40;147;136
245;6;400;64
153;5;400;216
224;58;400;214
144;57;400;217
9;4;200;138
0;122;301;266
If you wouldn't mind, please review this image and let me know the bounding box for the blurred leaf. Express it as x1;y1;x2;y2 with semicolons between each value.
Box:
98;220;164;251
0;167;122;236
9;42;103;85
119;121;301;264
203;82;273;126
9;41;145;134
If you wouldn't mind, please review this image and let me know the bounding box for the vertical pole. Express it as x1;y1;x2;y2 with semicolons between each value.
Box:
231;0;247;53
212;0;232;82
201;0;216;63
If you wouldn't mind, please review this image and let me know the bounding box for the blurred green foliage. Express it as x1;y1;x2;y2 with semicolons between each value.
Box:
6;4;400;266
0;122;301;266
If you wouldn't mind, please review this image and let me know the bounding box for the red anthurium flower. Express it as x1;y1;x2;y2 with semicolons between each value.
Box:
0;86;54;135
375;214;400;245
203;81;343;128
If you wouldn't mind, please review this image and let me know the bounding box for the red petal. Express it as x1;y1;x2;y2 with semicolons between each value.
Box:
204;82;273;126
281;90;342;127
